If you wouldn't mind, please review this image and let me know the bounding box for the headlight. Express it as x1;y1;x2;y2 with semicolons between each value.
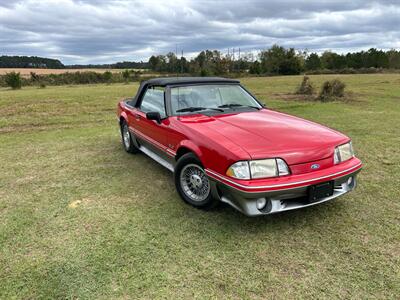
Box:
334;141;354;164
226;161;251;179
226;158;290;179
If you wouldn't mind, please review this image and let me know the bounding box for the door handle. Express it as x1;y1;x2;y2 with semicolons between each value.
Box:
135;114;141;120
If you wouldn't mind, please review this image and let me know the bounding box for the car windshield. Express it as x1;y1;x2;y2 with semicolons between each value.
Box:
171;84;261;115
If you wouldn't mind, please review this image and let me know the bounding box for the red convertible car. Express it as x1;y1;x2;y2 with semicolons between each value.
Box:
117;77;362;216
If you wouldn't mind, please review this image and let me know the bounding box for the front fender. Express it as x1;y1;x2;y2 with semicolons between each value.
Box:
176;140;204;163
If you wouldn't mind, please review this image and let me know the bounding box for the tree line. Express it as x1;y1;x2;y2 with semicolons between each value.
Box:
2;46;400;76
67;61;148;69
0;56;148;69
0;56;64;69
148;46;400;75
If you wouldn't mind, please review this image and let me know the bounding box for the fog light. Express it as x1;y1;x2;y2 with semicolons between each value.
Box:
347;177;353;185
256;198;267;210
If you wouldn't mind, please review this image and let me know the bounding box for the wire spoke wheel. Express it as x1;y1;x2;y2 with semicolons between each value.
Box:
122;124;130;149
180;164;210;202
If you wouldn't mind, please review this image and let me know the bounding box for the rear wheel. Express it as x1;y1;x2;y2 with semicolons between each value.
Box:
120;121;140;154
174;153;218;209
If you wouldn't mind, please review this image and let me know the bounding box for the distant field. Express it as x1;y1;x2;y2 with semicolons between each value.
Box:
0;68;146;77
0;74;399;298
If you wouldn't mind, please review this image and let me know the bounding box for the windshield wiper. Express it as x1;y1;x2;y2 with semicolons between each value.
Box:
218;103;260;110
176;106;224;113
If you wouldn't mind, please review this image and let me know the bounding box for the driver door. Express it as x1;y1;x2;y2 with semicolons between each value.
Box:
132;86;172;162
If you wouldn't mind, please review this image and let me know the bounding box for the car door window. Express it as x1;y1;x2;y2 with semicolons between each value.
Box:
139;86;166;118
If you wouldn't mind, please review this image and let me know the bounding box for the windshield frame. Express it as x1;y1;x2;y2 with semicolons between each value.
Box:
165;83;264;116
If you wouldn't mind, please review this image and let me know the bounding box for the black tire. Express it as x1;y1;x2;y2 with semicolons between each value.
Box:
174;153;218;209
120;120;140;154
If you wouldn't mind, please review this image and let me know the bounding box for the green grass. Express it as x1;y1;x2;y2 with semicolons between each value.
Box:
1;74;399;299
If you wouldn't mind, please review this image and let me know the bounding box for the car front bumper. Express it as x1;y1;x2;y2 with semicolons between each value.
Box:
206;158;362;216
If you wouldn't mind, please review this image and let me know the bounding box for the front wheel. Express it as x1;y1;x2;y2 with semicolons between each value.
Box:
174;153;218;209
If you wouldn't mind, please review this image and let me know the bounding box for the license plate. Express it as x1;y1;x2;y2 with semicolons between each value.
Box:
308;181;334;202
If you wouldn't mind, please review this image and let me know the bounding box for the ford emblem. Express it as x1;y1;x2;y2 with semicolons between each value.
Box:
311;164;320;170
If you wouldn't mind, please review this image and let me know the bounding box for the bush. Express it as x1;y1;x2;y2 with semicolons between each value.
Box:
318;79;346;101
249;61;262;74
103;71;112;83
122;70;131;82
296;76;314;95
132;70;141;79
200;68;209;77
5;72;22;89
30;71;39;81
0;70;142;87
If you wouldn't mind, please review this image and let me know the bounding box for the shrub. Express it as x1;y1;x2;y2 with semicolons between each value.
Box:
0;70;141;87
318;79;346;101
296;76;314;95
30;71;39;82
132;70;141;79
249;61;262;74
122;70;131;82
30;71;46;88
103;71;113;83
305;69;335;75
5;72;22;89
200;68;209;77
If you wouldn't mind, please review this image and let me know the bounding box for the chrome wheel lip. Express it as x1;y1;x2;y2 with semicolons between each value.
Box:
180;163;210;202
122;124;130;149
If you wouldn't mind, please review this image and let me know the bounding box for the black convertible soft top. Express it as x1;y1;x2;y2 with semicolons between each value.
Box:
144;76;239;86
129;77;240;106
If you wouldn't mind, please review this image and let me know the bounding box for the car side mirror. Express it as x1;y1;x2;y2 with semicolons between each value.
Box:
146;112;162;124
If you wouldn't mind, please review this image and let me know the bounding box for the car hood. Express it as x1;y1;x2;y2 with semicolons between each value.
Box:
177;109;349;165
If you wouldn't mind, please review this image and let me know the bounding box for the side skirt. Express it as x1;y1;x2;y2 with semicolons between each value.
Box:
139;145;175;172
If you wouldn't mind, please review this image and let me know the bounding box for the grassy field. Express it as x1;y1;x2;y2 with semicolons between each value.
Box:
0;74;399;299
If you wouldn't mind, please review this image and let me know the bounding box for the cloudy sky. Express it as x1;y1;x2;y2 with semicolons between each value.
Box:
0;0;399;64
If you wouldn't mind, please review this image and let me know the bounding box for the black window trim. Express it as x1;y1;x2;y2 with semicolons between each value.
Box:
128;81;264;118
166;83;264;116
136;84;168;118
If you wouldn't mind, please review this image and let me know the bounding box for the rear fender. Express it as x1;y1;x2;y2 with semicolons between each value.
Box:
118;110;140;148
119;111;128;125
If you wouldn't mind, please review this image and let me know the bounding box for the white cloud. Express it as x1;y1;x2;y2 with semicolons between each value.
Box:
0;0;399;64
